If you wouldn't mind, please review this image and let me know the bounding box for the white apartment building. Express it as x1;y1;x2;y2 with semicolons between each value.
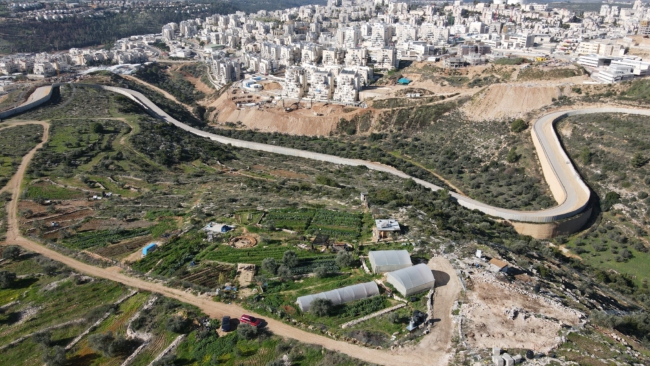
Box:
372;47;398;70
344;48;368;66
576;41;625;56
332;68;362;103
282;66;308;98
213;59;241;85
306;68;334;101
371;23;391;47
301;44;323;65
322;48;345;65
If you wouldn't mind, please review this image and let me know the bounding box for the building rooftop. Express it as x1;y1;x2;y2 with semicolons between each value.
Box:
375;219;400;231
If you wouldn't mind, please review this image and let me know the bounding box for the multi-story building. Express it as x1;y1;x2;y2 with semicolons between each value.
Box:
306;68;334;101
213;59;242;85
322;48;345;65
301;44;323;65
344;48;368;67
333;68;362;103
282;66;308;98
373;47;398;70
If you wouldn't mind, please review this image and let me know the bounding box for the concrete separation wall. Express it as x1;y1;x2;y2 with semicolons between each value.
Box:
12;83;650;236
0;86;54;119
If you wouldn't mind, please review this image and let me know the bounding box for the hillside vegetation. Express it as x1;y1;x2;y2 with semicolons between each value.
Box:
558;113;650;287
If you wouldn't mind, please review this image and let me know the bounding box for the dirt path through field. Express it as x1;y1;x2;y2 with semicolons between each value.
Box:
0;121;49;194
1;118;459;366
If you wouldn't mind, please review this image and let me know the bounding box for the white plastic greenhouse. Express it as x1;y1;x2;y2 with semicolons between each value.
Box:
386;263;435;297
295;281;380;312
368;250;412;273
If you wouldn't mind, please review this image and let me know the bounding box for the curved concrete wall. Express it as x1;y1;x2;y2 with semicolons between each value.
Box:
10;83;650;233
0;86;54;119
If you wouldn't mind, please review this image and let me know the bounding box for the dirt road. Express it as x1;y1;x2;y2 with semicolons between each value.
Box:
0;121;49;195
1;118;460;366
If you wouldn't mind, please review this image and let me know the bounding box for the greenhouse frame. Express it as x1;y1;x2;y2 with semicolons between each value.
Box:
368;250;412;273
386;263;435;297
296;281;380;312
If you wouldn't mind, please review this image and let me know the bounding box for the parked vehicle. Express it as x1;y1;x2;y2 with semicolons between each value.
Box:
239;314;262;327
221;316;231;332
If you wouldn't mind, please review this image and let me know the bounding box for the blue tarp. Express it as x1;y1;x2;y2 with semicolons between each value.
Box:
142;243;157;256
397;78;411;85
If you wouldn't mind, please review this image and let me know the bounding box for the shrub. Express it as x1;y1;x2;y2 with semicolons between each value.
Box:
314;265;329;278
277;265;292;279
282;250;299;268
510;119;527;133
1;245;21;260
387;312;403;324
262;257;279;275
310;298;333;317
88;332;115;356
631;153;649;168
44;346;66;366
166;316;191;334
237;323;258;340
0;271;16;289
506;147;520;163
91;122;104;133
32;330;52;347
602;192;621;211
335;251;354;269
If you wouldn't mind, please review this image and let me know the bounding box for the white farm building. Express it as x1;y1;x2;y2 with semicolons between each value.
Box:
296;282;380;312
386;264;435;297
368;250;412;274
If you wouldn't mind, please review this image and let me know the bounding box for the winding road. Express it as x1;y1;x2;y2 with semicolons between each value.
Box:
7;84;650;226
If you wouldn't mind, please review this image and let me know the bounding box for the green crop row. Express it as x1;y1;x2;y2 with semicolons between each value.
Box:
63;228;150;250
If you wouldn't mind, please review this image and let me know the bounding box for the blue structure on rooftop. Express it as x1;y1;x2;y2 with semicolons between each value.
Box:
142;243;157;256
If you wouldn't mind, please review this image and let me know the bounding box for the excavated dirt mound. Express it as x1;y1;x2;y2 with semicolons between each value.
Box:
461;272;583;352
229;235;258;249
463;84;565;121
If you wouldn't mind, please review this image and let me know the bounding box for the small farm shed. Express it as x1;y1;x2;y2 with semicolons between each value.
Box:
296;281;380;312
386;264;435;297
373;219;401;242
368;250;412;274
488;258;509;273
142;243;157;256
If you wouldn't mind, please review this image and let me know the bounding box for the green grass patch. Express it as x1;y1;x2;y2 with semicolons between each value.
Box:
62;228;150;250
25;184;86;200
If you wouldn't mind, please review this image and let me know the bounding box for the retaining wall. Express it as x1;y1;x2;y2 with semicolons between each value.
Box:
0;86;54;119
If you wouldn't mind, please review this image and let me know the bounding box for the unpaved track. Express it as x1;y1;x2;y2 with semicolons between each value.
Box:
0;121;49;195
1;118;456;366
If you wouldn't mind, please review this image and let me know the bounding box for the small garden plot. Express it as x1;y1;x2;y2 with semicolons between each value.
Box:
180;264;235;288
202;245;323;266
132;234;207;277
234;210;264;225
62;228;150;250
25;183;86;200
262;208;316;230
94;235;154;258
290;257;338;276
307;210;362;240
